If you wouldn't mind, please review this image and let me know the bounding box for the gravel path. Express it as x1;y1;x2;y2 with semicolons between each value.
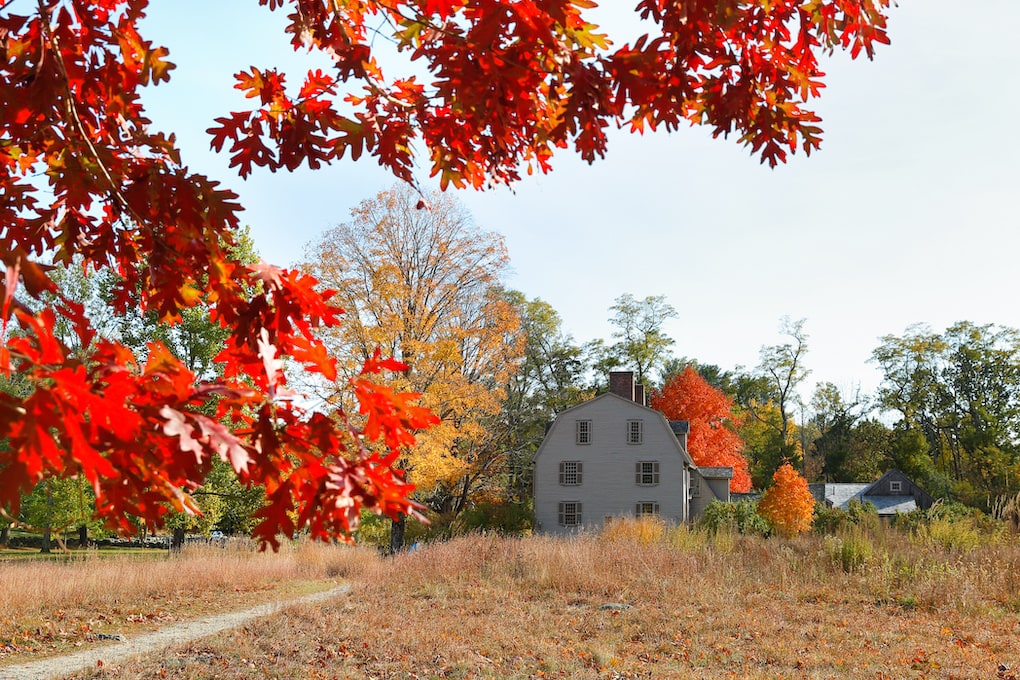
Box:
0;584;351;680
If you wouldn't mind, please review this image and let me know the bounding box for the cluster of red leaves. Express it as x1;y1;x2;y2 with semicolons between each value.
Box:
212;0;891;187
757;462;816;537
650;367;751;492
0;1;437;548
0;0;889;545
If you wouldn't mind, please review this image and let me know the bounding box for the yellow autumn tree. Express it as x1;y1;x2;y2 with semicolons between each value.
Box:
757;462;816;538
736;396;807;490
302;185;524;546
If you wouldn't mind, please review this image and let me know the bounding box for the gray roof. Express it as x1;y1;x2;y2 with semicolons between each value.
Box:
698;467;734;479
861;495;919;515
730;492;761;502
810;483;864;507
809;483;918;516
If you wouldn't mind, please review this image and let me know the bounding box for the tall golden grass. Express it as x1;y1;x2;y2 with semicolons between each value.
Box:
0;540;380;661
60;519;1020;679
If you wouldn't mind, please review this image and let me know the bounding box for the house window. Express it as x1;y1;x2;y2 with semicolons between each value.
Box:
635;501;660;517
889;480;903;493
635;461;660;486
558;501;582;527
627;419;643;444
689;474;701;498
558;461;583;486
576;420;592;445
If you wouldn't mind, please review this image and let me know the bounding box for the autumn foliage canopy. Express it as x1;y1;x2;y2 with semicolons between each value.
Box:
757;462;817;537
651;367;751;492
1;0;890;544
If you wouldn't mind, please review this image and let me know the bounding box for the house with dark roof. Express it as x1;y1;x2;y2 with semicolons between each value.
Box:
532;371;732;534
809;469;934;517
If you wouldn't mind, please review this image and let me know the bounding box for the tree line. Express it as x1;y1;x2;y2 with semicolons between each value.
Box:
5;185;1015;549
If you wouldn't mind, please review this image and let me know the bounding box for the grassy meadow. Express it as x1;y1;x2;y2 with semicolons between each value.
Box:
0;540;376;662
2;517;1011;679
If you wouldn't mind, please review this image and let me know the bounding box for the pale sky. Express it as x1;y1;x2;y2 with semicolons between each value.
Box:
137;1;1020;408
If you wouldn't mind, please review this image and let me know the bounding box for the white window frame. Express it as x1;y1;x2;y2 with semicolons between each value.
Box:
889;480;903;493
627;419;643;445
558;460;583;486
558;501;582;527
635;460;660;486
576;420;592;445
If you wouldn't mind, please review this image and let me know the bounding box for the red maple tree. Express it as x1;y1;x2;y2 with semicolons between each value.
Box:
651;367;751;492
0;0;890;544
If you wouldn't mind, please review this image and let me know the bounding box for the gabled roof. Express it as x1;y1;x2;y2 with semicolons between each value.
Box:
534;392;695;467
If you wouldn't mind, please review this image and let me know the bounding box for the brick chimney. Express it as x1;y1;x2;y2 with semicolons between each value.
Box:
609;371;646;405
609;371;635;401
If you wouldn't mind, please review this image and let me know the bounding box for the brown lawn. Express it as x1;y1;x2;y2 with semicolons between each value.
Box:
26;521;1020;679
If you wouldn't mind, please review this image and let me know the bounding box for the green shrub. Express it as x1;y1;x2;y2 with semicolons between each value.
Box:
914;517;983;551
699;500;770;536
824;529;874;572
896;500;1006;551
354;501;533;550
455;501;533;535
814;500;879;535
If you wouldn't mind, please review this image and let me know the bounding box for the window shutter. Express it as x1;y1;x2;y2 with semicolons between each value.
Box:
558;462;565;485
653;461;660;483
635;503;641;517
576;462;583;484
635;462;641;484
653;502;660;514
558;502;565;526
576;503;582;524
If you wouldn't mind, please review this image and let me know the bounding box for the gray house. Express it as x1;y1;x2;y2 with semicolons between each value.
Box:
533;371;732;534
810;469;935;517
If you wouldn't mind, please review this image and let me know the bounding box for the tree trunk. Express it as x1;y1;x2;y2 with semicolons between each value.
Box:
0;524;9;548
77;524;88;548
41;528;51;554
389;514;406;554
171;526;186;553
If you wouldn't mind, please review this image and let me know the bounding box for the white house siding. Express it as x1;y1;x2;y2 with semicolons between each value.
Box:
534;393;693;535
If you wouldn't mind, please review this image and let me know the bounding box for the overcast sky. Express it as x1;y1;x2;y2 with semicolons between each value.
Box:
138;1;1020;407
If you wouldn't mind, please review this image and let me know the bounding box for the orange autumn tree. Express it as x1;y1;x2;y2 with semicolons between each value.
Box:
651;367;751;492
757;462;816;537
1;0;892;545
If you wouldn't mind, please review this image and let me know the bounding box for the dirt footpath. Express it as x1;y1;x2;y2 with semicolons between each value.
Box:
0;585;351;680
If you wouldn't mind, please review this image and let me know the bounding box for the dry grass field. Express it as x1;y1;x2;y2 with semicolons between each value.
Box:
14;519;1014;679
0;540;377;663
